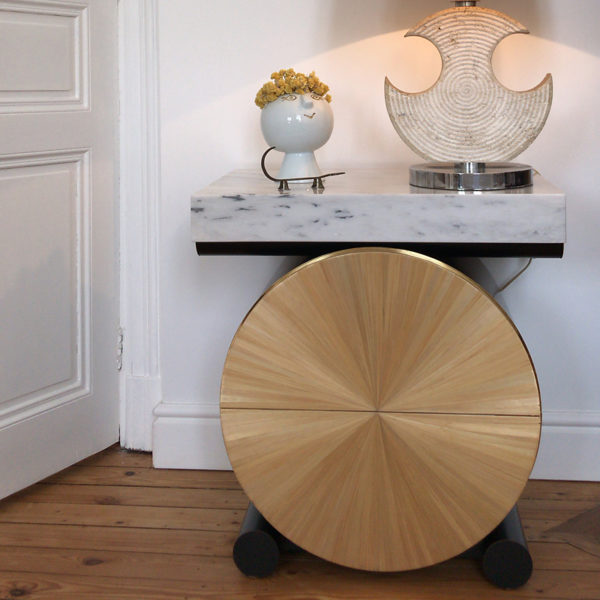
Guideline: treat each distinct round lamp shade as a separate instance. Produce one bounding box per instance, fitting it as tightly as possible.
[220,248,540,572]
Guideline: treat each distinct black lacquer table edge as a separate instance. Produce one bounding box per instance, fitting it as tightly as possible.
[196,241,563,259]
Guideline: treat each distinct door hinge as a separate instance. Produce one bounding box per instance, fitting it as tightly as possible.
[117,326,124,371]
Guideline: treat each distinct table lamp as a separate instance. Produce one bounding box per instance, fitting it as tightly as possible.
[385,0,552,190]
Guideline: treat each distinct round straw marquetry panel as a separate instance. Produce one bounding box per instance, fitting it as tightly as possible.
[221,248,541,572]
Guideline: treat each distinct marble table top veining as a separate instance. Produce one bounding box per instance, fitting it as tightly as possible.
[191,167,565,245]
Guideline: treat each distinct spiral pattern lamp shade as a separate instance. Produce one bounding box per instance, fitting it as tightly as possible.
[385,4,553,163]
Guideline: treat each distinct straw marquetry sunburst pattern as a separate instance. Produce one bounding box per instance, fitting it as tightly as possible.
[221,248,541,572]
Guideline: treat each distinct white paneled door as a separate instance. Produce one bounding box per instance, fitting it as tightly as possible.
[0,0,118,499]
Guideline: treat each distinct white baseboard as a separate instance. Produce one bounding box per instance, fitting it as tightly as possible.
[532,411,600,481]
[152,402,231,470]
[151,405,600,481]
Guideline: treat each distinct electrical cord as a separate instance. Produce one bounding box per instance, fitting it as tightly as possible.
[494,258,533,297]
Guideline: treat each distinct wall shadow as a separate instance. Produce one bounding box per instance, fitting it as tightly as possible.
[497,0,600,56]
[327,0,600,57]
[326,0,440,46]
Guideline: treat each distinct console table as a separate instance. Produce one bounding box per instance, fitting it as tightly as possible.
[192,168,564,258]
[191,167,566,589]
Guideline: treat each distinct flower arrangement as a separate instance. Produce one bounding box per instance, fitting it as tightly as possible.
[255,68,332,109]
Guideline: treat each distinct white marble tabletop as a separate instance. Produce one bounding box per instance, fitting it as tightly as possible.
[191,167,565,246]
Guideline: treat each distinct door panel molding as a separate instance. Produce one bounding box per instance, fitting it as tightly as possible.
[0,149,91,429]
[0,0,89,112]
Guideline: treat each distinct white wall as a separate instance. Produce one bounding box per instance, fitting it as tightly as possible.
[153,0,600,478]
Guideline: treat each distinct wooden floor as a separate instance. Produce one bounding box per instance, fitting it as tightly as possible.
[0,445,598,600]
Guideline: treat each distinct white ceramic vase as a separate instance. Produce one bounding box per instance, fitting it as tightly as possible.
[261,92,334,180]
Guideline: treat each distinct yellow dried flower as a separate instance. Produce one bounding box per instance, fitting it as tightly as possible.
[255,68,333,108]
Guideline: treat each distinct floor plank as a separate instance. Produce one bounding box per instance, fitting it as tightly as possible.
[0,445,598,600]
[522,519,564,541]
[76,447,154,469]
[0,523,236,557]
[522,480,600,502]
[518,503,597,522]
[10,482,248,509]
[0,502,243,531]
[0,542,594,581]
[1,563,599,600]
[43,465,240,489]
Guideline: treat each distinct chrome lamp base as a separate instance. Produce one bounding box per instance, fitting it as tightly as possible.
[410,162,533,191]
